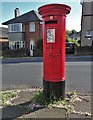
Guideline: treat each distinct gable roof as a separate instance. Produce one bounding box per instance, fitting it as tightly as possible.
[2,10,42,25]
[69,32,80,38]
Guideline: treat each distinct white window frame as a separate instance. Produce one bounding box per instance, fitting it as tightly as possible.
[9,41,25,50]
[8,23,22,32]
[40,22,43,24]
[85,30,93,38]
[29,22,35,32]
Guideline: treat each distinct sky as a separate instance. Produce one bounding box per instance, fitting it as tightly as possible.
[0,0,82,32]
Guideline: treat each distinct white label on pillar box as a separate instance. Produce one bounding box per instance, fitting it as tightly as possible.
[47,29,55,43]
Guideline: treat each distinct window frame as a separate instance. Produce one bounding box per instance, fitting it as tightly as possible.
[29,22,35,32]
[8,23,22,32]
[9,41,25,50]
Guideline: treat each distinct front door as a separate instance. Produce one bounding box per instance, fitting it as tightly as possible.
[30,40,34,56]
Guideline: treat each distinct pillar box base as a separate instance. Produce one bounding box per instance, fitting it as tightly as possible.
[43,80,65,99]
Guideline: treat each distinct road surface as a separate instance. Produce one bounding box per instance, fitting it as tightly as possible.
[1,62,92,93]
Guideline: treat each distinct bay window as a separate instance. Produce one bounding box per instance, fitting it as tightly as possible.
[8,23,22,32]
[9,41,25,50]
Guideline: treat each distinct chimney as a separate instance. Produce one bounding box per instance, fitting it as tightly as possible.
[14,8,20,17]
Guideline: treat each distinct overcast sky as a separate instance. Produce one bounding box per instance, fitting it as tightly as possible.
[0,0,82,31]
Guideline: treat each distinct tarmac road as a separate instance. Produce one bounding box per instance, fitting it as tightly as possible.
[1,55,93,64]
[1,61,92,93]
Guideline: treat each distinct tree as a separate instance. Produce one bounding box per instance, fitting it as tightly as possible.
[71,29,77,34]
[66,30,71,36]
[66,34,70,42]
[34,39,43,57]
[36,39,43,50]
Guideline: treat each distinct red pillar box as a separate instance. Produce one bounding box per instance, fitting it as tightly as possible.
[38,4,71,99]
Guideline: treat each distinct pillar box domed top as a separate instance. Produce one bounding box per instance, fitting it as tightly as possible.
[38,4,71,17]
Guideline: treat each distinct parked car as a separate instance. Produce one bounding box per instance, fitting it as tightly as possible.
[66,42,75,53]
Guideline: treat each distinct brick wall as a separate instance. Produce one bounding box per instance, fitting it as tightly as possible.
[74,45,93,55]
[24,22,43,49]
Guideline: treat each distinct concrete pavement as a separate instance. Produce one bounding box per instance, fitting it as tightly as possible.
[1,89,92,119]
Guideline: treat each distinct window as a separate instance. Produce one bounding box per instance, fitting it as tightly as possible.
[9,41,25,50]
[8,23,22,32]
[40,22,43,24]
[74,37,77,40]
[29,22,35,32]
[85,30,93,38]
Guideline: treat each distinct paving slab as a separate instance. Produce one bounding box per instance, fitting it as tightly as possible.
[0,89,92,119]
[19,108,66,118]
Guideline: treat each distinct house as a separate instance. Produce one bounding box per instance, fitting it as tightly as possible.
[69,32,80,42]
[2,8,43,56]
[0,27,9,50]
[80,1,93,46]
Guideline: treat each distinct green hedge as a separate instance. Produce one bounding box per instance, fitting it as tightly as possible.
[33,48,43,57]
[1,48,29,57]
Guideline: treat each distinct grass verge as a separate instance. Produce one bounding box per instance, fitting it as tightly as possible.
[0,90,17,107]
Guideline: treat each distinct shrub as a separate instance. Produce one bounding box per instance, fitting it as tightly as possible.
[68,39,80,46]
[33,39,43,57]
[2,49,29,57]
[36,39,43,50]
